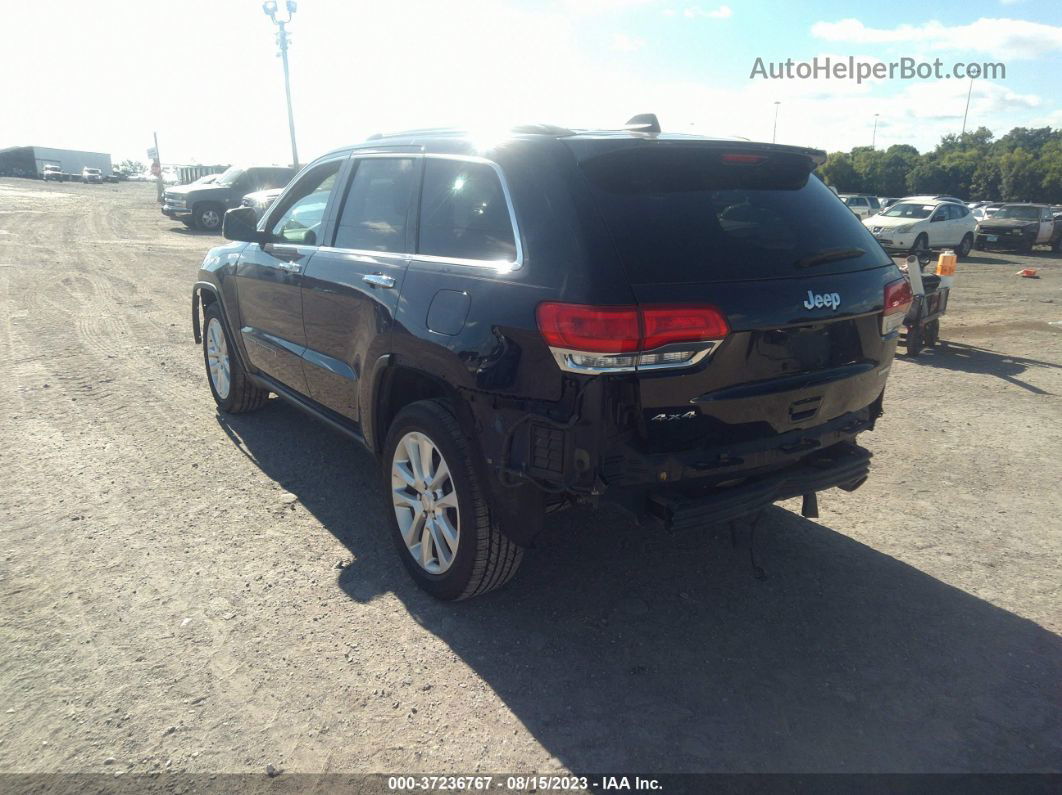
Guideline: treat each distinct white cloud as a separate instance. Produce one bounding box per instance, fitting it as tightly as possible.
[811,17,1062,59]
[561,0,659,13]
[683,5,732,20]
[611,33,646,52]
[998,0,1024,6]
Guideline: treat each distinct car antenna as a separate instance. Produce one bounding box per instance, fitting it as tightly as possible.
[624,113,661,133]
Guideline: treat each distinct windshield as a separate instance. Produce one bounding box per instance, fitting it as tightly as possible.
[994,206,1040,221]
[578,146,889,283]
[85,168,100,174]
[215,167,245,187]
[882,202,933,219]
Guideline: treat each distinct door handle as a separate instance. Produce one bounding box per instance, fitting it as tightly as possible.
[362,273,395,289]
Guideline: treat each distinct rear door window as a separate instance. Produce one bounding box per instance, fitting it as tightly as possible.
[579,146,890,283]
[417,159,517,262]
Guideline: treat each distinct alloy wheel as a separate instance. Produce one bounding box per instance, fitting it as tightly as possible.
[391,431,460,574]
[205,317,231,399]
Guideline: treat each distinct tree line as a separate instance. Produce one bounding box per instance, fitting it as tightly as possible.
[817,126,1062,204]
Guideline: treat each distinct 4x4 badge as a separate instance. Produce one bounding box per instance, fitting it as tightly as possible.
[651,411,697,422]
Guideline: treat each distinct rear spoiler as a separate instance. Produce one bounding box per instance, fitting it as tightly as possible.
[566,137,827,169]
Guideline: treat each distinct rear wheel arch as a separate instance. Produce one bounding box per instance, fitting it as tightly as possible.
[373,365,475,455]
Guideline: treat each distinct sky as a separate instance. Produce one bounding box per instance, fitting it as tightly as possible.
[3,0,1061,167]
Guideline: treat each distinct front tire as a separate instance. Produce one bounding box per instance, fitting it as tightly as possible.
[194,204,224,232]
[202,302,268,413]
[910,234,930,266]
[957,233,973,260]
[383,400,523,600]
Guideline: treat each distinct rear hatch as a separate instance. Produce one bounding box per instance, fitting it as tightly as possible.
[571,141,902,453]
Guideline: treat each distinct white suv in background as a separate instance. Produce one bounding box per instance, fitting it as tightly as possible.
[863,198,977,259]
[839,194,880,218]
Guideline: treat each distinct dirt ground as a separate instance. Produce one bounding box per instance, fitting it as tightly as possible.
[1,178,1059,777]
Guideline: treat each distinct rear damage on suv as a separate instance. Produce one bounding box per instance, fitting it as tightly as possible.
[493,141,908,532]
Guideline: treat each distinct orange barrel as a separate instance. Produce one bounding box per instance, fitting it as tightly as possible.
[936,249,957,276]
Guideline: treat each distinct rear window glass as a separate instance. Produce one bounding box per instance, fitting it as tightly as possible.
[579,147,889,283]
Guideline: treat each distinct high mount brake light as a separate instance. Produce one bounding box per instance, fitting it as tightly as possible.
[536,302,730,374]
[881,278,913,336]
[721,153,768,165]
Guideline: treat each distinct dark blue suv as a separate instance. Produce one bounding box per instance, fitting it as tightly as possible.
[192,120,909,599]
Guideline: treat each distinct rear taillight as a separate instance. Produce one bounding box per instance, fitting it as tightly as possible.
[881,278,913,336]
[536,302,729,373]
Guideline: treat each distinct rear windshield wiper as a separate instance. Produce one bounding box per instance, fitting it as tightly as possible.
[794,247,865,269]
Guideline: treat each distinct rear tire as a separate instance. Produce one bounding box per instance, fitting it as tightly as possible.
[905,326,923,357]
[383,399,523,601]
[202,302,269,413]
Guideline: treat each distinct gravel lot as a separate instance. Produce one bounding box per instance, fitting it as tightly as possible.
[1,178,1060,776]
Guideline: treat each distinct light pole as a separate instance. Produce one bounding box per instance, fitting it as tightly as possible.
[263,1,300,169]
[961,77,974,137]
[872,113,879,148]
[772,101,781,143]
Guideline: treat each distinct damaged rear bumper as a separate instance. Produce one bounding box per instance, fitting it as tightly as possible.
[646,441,871,531]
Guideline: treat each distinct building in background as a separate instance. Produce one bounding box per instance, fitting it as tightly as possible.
[0,146,112,179]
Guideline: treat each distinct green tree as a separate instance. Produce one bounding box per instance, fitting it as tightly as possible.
[819,152,859,192]
[117,159,146,175]
[819,124,1061,203]
[999,148,1039,201]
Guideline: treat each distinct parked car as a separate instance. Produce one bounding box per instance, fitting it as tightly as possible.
[163,165,295,231]
[839,194,880,219]
[240,187,284,220]
[902,194,965,205]
[82,167,103,184]
[975,204,1061,253]
[41,164,63,182]
[863,198,977,259]
[192,122,911,600]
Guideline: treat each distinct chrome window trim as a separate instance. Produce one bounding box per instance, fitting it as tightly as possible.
[325,151,524,272]
[316,246,410,264]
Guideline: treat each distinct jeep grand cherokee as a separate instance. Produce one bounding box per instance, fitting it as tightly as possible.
[191,119,910,600]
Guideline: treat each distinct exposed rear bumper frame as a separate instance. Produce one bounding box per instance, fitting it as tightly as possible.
[647,441,872,532]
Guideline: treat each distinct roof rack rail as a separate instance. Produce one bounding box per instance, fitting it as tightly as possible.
[367,123,575,141]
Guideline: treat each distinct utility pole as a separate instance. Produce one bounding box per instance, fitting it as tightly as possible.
[263,1,300,169]
[872,114,879,149]
[772,101,781,144]
[961,77,974,137]
[153,131,163,203]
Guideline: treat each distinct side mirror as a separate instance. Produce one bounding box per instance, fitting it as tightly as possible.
[931,214,944,222]
[223,206,268,243]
